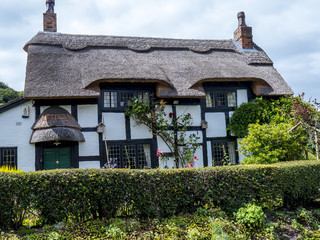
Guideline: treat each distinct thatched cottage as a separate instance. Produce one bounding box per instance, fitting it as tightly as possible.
[0,4,293,171]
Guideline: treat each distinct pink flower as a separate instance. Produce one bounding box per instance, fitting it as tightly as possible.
[161,150,164,155]
[186,165,189,168]
[190,162,194,167]
[157,149,159,157]
[194,156,198,160]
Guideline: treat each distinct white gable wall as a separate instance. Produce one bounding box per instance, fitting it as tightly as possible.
[0,101,35,171]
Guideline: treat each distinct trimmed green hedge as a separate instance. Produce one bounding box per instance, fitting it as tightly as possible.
[0,161,319,229]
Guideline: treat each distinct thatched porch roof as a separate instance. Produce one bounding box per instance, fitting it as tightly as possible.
[30,106,85,143]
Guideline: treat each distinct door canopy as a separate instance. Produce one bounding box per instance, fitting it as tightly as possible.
[30,106,85,143]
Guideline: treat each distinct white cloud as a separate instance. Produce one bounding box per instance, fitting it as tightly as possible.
[0,0,319,99]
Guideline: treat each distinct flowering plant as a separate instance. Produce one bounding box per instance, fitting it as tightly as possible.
[126,98,200,167]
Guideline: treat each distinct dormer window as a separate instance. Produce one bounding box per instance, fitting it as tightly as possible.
[103,90,151,110]
[206,91,236,108]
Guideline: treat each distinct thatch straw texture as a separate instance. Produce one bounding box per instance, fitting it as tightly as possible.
[30,127,85,143]
[30,106,85,143]
[23,32,293,99]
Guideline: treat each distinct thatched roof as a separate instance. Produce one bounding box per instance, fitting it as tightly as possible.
[23,32,293,99]
[30,106,85,143]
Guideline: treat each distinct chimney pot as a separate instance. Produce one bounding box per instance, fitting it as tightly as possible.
[43,0,56,32]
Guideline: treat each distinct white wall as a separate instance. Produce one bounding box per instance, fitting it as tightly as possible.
[205,112,227,137]
[102,112,126,140]
[130,118,153,139]
[156,131,173,153]
[79,161,101,169]
[40,105,71,114]
[237,138,246,163]
[0,101,35,171]
[77,105,98,128]
[237,89,248,106]
[78,132,100,156]
[176,105,201,126]
[207,141,213,167]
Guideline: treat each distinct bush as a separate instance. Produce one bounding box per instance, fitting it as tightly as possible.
[0,161,319,229]
[235,203,266,230]
[240,122,307,164]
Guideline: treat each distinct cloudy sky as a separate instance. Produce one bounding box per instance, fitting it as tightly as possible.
[0,0,319,101]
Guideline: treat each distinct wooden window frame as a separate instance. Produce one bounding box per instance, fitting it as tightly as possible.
[0,147,17,168]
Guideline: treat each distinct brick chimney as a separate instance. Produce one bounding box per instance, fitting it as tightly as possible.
[233,12,253,49]
[43,0,57,32]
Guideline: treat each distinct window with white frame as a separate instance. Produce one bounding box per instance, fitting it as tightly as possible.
[0,147,17,168]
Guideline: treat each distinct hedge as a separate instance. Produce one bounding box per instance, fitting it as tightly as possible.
[0,160,320,229]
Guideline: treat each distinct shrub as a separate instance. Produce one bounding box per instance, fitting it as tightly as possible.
[240,122,307,164]
[0,160,319,228]
[228,97,274,137]
[235,203,266,230]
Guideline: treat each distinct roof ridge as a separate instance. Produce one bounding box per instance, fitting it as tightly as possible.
[24,32,237,52]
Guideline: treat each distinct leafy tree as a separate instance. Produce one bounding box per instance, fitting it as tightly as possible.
[240,122,307,164]
[0,81,23,104]
[232,95,320,163]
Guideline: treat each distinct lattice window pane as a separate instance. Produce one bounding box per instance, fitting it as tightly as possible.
[138,144,151,169]
[104,92,117,108]
[120,93,134,107]
[123,145,136,169]
[212,141,236,166]
[108,145,121,168]
[2,149,16,167]
[138,92,150,104]
[212,142,225,165]
[227,142,236,164]
[216,92,227,106]
[206,92,215,107]
[227,92,236,107]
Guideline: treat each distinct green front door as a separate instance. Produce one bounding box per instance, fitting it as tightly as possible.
[43,147,72,170]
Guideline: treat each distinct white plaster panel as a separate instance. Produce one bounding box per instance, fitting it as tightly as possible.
[237,89,248,106]
[156,131,173,153]
[77,105,98,128]
[130,118,153,139]
[176,105,201,126]
[102,112,126,140]
[79,161,101,169]
[155,105,173,124]
[205,112,227,137]
[207,141,213,167]
[40,105,71,114]
[78,132,99,156]
[0,101,35,171]
[177,130,202,143]
[159,157,175,169]
[193,146,204,168]
[237,138,246,164]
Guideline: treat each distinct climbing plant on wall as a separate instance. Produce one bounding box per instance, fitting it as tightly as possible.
[125,98,200,168]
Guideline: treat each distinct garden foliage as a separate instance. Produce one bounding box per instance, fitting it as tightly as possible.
[1,160,320,229]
